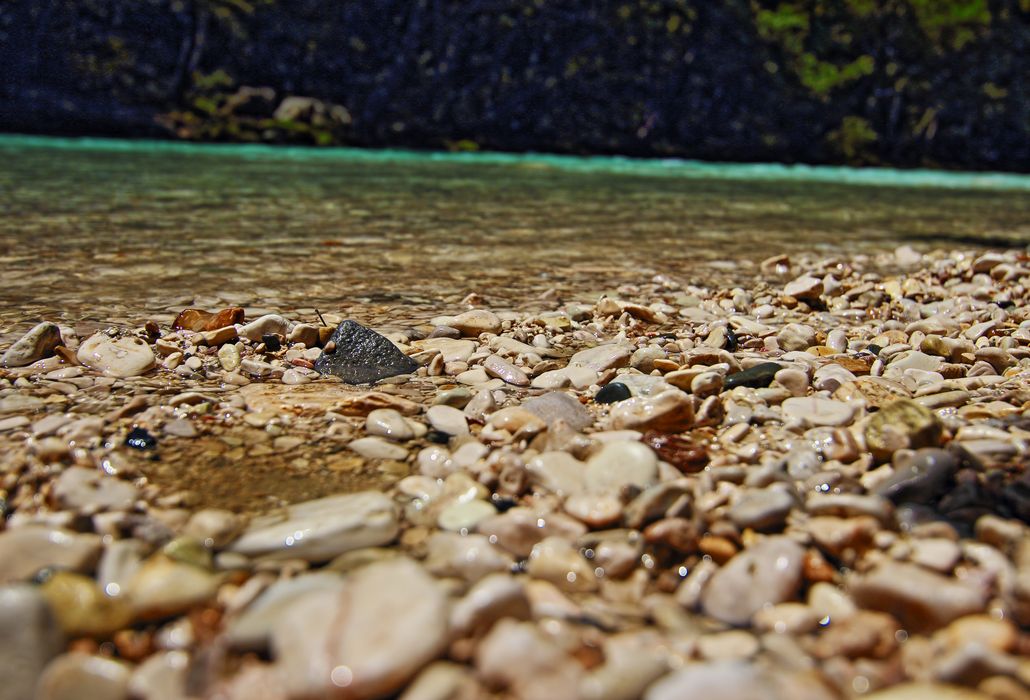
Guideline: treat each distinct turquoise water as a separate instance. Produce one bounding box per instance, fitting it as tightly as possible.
[1,135,1027,332]
[5,135,1030,191]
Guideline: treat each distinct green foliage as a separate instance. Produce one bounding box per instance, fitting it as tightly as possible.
[827,115,878,161]
[908,0,990,49]
[796,53,874,97]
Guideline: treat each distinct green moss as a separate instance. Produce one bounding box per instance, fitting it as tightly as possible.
[908,0,990,48]
[827,115,878,160]
[796,53,874,97]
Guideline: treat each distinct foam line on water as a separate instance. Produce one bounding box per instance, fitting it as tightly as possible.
[2,134,1028,192]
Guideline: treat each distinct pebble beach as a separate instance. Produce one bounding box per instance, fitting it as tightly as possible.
[1,243,1028,699]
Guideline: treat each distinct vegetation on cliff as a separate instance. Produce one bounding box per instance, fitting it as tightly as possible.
[1,0,1026,170]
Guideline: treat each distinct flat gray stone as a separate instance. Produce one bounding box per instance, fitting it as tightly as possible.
[313,320,419,384]
[701,536,805,627]
[0,585,65,700]
[0,527,102,584]
[227,491,399,563]
[521,392,593,432]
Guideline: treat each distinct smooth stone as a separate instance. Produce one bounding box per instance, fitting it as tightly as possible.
[476,508,587,558]
[287,323,320,347]
[450,573,531,636]
[40,572,133,637]
[885,350,943,377]
[127,651,189,700]
[482,355,530,386]
[864,399,943,461]
[701,536,805,627]
[126,555,220,620]
[781,396,854,427]
[423,532,514,582]
[697,630,760,660]
[0,585,64,700]
[420,338,476,363]
[486,407,546,435]
[690,371,724,397]
[228,491,399,563]
[400,662,481,700]
[348,436,409,460]
[910,537,961,572]
[645,660,836,700]
[579,638,669,700]
[594,382,632,404]
[437,499,496,531]
[527,451,586,497]
[812,363,855,393]
[583,441,659,495]
[729,488,797,531]
[562,493,624,528]
[531,368,571,390]
[238,314,290,341]
[522,391,593,432]
[272,558,448,700]
[225,572,345,651]
[0,527,102,584]
[76,333,155,378]
[96,540,146,597]
[874,447,958,504]
[606,389,694,432]
[569,343,632,372]
[431,387,473,408]
[217,343,241,371]
[476,619,582,699]
[183,509,246,549]
[864,684,993,700]
[449,310,502,336]
[51,467,139,513]
[313,320,419,384]
[35,653,132,700]
[725,362,782,390]
[365,408,416,441]
[777,324,817,352]
[0,394,46,415]
[1,322,62,367]
[527,537,598,592]
[774,368,809,396]
[425,405,469,436]
[848,561,989,632]
[784,275,823,300]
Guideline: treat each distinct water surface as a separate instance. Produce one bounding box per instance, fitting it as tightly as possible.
[1,135,1027,336]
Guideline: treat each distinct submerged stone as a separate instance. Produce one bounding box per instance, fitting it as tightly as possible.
[313,320,419,384]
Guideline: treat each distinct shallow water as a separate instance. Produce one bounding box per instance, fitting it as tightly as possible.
[1,136,1028,339]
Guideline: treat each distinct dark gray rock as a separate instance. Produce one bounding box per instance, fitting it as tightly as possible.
[724,362,783,390]
[594,382,632,404]
[874,447,958,505]
[313,321,419,384]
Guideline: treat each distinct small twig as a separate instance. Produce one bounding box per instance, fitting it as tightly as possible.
[315,309,328,327]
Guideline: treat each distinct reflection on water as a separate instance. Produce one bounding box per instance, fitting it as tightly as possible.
[1,138,1028,332]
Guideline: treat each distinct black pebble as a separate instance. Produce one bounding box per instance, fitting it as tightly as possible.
[865,343,883,356]
[262,334,282,352]
[595,382,632,404]
[491,494,517,512]
[725,327,739,352]
[125,426,158,450]
[724,362,782,390]
[426,429,451,444]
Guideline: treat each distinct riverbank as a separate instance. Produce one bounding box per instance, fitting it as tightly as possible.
[1,244,1027,698]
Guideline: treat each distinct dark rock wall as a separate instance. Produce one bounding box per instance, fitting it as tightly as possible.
[1,0,1027,170]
